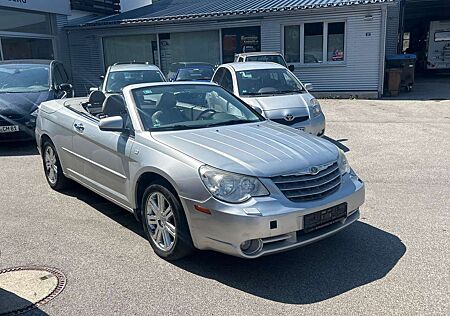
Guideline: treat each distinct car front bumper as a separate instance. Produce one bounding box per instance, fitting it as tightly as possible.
[181,172,364,258]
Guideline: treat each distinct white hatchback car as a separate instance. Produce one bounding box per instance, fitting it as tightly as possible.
[212,62,325,136]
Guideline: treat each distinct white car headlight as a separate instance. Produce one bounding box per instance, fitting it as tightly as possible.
[338,150,351,175]
[309,98,322,117]
[199,165,269,203]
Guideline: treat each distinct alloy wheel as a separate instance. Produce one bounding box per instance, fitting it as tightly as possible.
[44,146,58,185]
[146,192,176,252]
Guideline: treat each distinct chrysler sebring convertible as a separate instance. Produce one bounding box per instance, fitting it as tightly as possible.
[36,82,364,260]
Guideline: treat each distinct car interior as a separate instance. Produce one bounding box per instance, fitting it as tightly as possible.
[64,89,245,130]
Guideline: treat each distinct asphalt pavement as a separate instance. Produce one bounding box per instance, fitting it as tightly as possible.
[0,98,449,315]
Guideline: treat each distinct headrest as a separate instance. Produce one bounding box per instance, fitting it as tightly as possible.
[88,90,105,106]
[102,94,126,117]
[156,93,177,111]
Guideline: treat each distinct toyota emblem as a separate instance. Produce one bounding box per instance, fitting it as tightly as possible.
[284,114,294,122]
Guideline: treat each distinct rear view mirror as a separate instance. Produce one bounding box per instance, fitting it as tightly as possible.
[58,83,73,92]
[288,65,295,72]
[99,116,124,132]
[304,83,313,91]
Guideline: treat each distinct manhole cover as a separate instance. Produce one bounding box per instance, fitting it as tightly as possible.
[0,266,66,316]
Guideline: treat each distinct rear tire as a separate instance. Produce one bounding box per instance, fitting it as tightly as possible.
[42,140,70,191]
[141,183,194,261]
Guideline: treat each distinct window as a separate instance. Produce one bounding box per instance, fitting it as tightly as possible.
[284,25,300,63]
[0,8,52,35]
[304,23,323,63]
[212,68,225,84]
[103,35,158,68]
[1,38,53,60]
[284,22,346,65]
[327,22,345,61]
[435,32,450,42]
[402,32,411,52]
[221,69,234,92]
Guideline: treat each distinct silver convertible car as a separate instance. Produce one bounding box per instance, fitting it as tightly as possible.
[36,82,365,260]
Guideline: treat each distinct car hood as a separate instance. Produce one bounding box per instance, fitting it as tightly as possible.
[0,91,52,115]
[152,121,338,177]
[243,93,313,111]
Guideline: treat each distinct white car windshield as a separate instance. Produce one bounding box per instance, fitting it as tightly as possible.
[106,70,165,93]
[0,64,49,93]
[131,84,263,131]
[245,55,287,67]
[236,68,305,96]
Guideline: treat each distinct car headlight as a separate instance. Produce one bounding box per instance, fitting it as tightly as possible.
[338,150,351,175]
[199,165,269,203]
[309,98,322,117]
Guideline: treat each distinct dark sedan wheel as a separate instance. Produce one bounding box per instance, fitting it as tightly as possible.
[42,140,70,191]
[142,183,194,260]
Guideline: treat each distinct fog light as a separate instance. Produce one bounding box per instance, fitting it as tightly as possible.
[240,239,263,256]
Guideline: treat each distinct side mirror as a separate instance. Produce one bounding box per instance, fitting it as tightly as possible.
[99,75,105,80]
[304,83,313,91]
[252,106,263,115]
[99,116,124,132]
[89,87,100,93]
[58,83,73,92]
[288,64,295,72]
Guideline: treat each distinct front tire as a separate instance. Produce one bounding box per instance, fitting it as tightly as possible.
[42,140,70,191]
[141,183,194,260]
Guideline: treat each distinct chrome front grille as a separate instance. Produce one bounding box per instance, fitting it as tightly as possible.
[271,162,341,202]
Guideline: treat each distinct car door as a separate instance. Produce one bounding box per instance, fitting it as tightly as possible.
[72,113,135,208]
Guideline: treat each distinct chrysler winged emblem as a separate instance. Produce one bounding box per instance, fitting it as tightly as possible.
[309,166,320,175]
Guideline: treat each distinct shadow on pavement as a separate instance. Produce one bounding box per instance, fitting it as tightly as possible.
[0,141,38,157]
[173,221,405,304]
[61,184,405,305]
[62,184,145,238]
[0,288,49,315]
[323,136,350,153]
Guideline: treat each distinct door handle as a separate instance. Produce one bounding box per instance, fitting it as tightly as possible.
[74,123,85,132]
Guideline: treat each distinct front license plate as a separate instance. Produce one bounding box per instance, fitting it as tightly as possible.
[0,125,19,133]
[303,203,347,233]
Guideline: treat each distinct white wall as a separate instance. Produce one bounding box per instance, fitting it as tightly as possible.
[121,0,152,12]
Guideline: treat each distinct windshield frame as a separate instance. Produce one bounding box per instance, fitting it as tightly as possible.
[125,83,265,132]
[0,63,50,93]
[245,55,288,68]
[236,68,305,97]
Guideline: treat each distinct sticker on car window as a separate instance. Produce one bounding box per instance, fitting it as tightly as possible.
[143,89,153,94]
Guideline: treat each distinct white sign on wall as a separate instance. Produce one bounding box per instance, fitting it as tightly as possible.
[0,0,71,15]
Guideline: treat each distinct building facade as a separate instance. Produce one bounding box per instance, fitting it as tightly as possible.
[65,0,398,97]
[0,0,121,61]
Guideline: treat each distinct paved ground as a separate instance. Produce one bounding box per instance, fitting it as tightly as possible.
[0,98,449,315]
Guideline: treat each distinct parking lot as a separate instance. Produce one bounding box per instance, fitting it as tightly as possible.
[0,98,449,315]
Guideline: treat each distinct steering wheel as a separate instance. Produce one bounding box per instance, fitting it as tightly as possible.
[197,109,217,120]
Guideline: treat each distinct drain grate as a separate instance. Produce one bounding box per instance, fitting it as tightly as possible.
[0,266,66,316]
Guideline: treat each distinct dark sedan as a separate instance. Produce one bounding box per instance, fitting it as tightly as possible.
[0,60,72,142]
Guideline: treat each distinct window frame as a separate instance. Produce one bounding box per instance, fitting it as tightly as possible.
[282,20,347,67]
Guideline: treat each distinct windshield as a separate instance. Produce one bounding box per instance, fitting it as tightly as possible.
[175,67,214,81]
[131,84,263,131]
[0,64,49,93]
[106,70,165,93]
[236,68,305,96]
[245,55,287,67]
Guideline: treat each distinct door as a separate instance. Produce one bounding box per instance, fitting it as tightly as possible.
[222,26,261,63]
[72,115,135,208]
